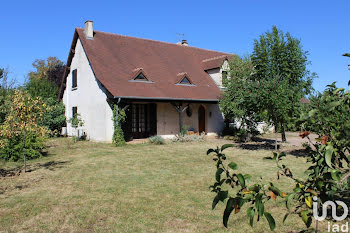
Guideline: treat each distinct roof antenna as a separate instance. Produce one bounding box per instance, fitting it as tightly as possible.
[176,33,185,45]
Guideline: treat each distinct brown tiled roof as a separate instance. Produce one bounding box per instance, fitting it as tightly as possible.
[201,55,234,71]
[59,28,233,101]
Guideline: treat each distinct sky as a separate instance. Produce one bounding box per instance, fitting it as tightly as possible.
[1,0,349,92]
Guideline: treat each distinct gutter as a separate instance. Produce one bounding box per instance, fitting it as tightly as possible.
[112,96,219,103]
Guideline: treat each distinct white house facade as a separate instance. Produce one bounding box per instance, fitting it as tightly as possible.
[60,21,233,142]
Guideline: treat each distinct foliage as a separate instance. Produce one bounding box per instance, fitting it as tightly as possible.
[180,125,188,136]
[112,105,126,147]
[251,25,315,141]
[67,113,85,142]
[0,90,50,161]
[25,57,66,136]
[27,57,65,90]
[207,144,281,230]
[207,83,350,231]
[39,97,66,135]
[220,56,262,136]
[149,136,165,145]
[25,76,59,99]
[221,124,259,142]
[0,68,15,124]
[171,132,205,143]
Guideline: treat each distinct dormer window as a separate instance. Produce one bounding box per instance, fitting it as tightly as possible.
[176,72,194,86]
[180,76,191,84]
[134,72,148,81]
[129,68,152,83]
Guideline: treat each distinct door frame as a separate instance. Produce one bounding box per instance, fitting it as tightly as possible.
[198,105,206,134]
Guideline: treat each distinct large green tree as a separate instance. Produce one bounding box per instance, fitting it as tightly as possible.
[251,26,315,141]
[25,57,66,134]
[220,56,262,135]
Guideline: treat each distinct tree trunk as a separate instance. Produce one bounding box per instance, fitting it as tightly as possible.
[23,131,26,173]
[280,121,286,142]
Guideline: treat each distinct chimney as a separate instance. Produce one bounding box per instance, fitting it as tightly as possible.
[181,39,188,46]
[84,20,94,39]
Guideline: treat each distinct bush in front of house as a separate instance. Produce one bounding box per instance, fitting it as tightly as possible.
[149,136,165,145]
[112,105,126,147]
[171,132,206,143]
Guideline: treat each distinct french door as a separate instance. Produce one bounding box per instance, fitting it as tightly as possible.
[131,104,157,139]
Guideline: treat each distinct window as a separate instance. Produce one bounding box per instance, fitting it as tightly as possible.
[222,71,228,82]
[179,76,191,84]
[72,106,77,118]
[134,72,148,81]
[72,69,77,88]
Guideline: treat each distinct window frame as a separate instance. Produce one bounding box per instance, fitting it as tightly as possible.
[72,69,77,89]
[72,106,77,119]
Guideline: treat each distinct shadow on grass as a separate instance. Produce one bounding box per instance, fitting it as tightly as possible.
[0,160,71,177]
[286,148,309,157]
[238,137,281,150]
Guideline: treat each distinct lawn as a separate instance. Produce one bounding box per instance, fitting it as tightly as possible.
[0,137,329,232]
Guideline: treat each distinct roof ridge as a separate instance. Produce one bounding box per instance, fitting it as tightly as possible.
[202,55,228,63]
[76,27,232,55]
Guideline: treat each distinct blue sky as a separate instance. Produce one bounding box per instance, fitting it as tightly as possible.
[1,0,349,92]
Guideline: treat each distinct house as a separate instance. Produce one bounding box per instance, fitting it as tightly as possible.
[59,21,233,142]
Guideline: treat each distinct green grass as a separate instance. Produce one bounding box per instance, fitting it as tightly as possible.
[0,138,329,232]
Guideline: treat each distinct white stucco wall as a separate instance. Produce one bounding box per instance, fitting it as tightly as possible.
[62,39,114,142]
[206,60,230,89]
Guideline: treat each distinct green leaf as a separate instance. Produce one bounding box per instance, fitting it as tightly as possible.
[264,212,276,231]
[216,168,224,182]
[212,195,219,210]
[301,210,312,228]
[217,190,228,202]
[286,193,294,211]
[330,170,340,181]
[228,162,238,170]
[255,193,264,217]
[247,207,255,227]
[309,109,317,117]
[207,148,215,155]
[221,144,235,151]
[325,145,333,168]
[237,174,246,187]
[223,198,235,227]
[283,213,289,223]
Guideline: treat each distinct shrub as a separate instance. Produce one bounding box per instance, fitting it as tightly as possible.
[221,125,256,142]
[112,105,126,147]
[149,136,165,145]
[0,90,49,162]
[171,132,205,143]
[39,97,66,136]
[67,113,84,143]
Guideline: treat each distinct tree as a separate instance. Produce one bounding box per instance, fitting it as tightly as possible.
[207,82,350,232]
[25,57,66,134]
[26,57,65,99]
[251,26,315,142]
[0,90,50,170]
[220,56,262,136]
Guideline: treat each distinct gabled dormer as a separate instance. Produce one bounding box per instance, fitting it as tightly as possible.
[129,68,153,83]
[176,72,194,86]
